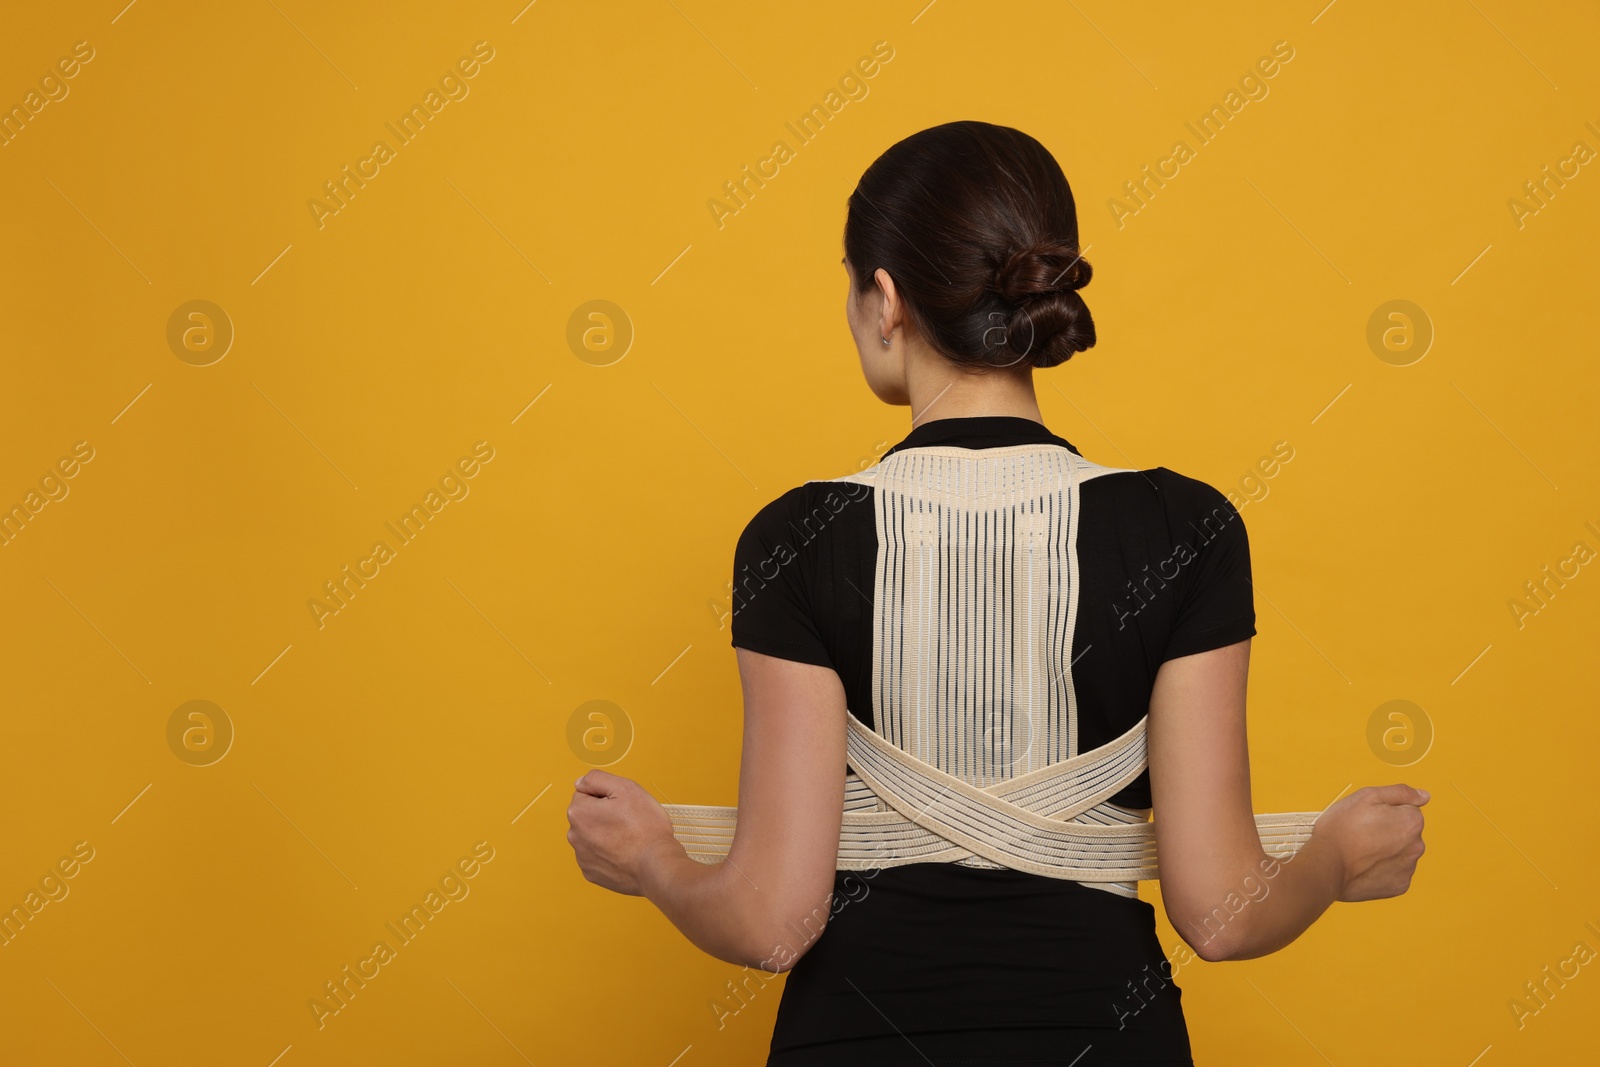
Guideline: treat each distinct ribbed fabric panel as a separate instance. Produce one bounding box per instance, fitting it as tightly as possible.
[871,445,1083,781]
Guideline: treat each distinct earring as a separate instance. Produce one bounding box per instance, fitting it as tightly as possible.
[881,334,892,346]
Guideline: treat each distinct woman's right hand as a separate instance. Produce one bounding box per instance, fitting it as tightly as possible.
[1311,784,1430,902]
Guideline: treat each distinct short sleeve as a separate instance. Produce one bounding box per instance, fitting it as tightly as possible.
[729,487,835,669]
[1160,472,1257,662]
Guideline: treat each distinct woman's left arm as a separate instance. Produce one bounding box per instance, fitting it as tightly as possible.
[566,648,848,972]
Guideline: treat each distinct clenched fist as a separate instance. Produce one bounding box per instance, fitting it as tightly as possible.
[1314,783,1430,902]
[567,768,684,897]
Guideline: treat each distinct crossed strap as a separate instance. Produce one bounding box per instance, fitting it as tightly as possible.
[661,710,1326,884]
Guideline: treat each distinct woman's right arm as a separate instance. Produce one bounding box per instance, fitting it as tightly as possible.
[1147,637,1430,962]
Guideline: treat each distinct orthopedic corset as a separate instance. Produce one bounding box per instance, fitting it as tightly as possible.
[662,444,1325,899]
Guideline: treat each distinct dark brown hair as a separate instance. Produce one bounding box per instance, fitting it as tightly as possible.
[844,120,1095,371]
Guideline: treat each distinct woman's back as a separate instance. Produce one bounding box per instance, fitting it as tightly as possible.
[730,413,1255,1065]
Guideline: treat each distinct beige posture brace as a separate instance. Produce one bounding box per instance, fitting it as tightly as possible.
[663,444,1325,899]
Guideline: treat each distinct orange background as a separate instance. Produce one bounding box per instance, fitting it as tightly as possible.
[2,1,1596,1064]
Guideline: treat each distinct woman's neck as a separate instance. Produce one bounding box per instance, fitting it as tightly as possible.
[906,349,1046,428]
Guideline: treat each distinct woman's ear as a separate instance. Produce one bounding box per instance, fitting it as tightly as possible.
[872,268,899,339]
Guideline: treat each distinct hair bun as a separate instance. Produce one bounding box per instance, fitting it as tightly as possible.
[993,243,1092,303]
[984,242,1096,370]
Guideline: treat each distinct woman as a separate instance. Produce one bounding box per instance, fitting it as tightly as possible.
[567,120,1428,1065]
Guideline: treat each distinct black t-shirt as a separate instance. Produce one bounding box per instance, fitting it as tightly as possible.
[729,415,1254,1064]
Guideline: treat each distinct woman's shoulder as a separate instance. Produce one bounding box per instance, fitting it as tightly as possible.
[1075,462,1245,545]
[1144,466,1242,522]
[736,470,875,547]
[1085,460,1233,504]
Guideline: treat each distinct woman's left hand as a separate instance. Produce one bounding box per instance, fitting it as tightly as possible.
[567,768,684,896]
